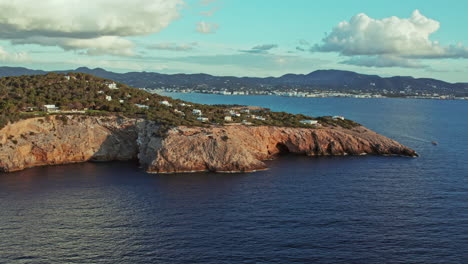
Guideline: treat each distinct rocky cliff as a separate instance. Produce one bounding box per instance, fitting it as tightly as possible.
[0,115,140,172]
[144,125,418,173]
[0,116,417,173]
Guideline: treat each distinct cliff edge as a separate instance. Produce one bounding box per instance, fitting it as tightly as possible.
[0,116,417,173]
[144,125,417,173]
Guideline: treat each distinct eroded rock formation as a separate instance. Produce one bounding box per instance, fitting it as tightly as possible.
[0,116,417,173]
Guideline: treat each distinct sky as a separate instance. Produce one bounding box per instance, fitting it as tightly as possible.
[0,0,467,82]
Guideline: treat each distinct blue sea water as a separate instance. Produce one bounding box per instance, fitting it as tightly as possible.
[0,95,467,264]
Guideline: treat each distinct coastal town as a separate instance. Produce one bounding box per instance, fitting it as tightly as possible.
[146,87,468,100]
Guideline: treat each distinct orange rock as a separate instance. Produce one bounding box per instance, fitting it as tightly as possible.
[0,116,417,174]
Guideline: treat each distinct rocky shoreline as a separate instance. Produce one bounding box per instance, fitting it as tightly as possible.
[0,115,417,173]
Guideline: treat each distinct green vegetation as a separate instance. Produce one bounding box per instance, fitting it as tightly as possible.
[0,72,360,130]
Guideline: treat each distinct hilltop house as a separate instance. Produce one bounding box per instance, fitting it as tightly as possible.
[174,109,185,115]
[135,104,149,109]
[107,82,118,89]
[43,105,59,113]
[161,100,172,106]
[300,120,318,125]
[224,116,232,122]
[192,109,202,115]
[105,95,112,101]
[333,116,345,120]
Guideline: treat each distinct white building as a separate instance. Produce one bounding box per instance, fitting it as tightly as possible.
[300,120,319,125]
[135,104,149,109]
[332,116,345,120]
[161,100,172,106]
[119,99,124,103]
[174,109,185,115]
[105,95,112,101]
[224,116,232,122]
[43,105,59,112]
[197,117,209,122]
[192,109,202,115]
[107,82,118,89]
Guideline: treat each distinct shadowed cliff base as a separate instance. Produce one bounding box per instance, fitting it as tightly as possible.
[0,116,417,174]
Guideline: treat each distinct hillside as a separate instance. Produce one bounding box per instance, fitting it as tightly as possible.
[0,73,357,130]
[0,72,418,174]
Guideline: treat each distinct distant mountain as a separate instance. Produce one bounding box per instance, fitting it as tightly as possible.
[0,66,467,96]
[0,67,47,77]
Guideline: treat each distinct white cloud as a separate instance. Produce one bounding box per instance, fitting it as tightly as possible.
[147,42,198,52]
[0,0,183,56]
[196,21,219,34]
[0,46,29,62]
[240,44,278,54]
[312,10,468,67]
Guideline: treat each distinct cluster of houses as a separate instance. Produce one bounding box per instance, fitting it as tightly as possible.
[33,91,342,128]
[191,109,210,122]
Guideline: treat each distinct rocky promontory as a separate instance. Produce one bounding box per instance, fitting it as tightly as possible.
[0,115,417,174]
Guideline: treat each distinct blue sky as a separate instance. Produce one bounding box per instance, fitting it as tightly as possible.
[0,0,467,82]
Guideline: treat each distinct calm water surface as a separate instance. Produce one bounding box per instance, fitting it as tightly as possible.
[0,95,467,264]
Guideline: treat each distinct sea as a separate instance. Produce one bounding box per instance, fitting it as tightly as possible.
[0,94,467,264]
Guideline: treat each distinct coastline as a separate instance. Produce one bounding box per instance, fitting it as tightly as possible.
[0,116,417,174]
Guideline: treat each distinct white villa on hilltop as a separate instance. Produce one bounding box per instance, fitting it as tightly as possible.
[43,105,59,112]
[333,116,345,120]
[107,82,118,89]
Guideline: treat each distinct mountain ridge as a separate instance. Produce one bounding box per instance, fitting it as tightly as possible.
[0,66,466,96]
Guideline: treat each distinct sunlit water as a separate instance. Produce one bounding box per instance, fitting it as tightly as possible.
[1,95,467,264]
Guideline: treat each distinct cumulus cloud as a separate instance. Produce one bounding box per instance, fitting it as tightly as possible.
[0,0,183,56]
[147,42,198,52]
[240,44,278,54]
[312,10,468,67]
[196,21,219,34]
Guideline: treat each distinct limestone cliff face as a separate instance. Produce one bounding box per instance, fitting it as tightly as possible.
[0,116,417,173]
[145,125,418,173]
[0,116,140,172]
